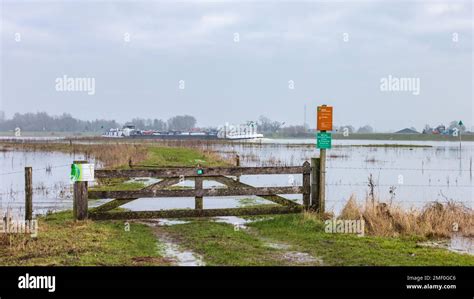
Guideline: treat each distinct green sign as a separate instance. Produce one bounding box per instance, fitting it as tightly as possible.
[196,169,204,175]
[317,132,332,149]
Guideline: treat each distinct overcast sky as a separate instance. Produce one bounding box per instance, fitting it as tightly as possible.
[1,0,472,131]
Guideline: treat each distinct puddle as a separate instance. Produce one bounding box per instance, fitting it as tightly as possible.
[139,218,189,226]
[418,234,474,255]
[139,220,204,266]
[263,240,324,265]
[280,251,323,265]
[157,235,205,266]
[213,216,273,229]
[448,234,473,255]
[214,216,253,226]
[264,242,291,250]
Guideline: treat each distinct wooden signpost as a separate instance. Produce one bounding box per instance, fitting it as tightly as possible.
[313,105,332,214]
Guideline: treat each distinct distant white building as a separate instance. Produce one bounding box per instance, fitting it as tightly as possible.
[0,110,5,122]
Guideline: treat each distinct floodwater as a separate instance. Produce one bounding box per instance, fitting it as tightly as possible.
[418,234,474,256]
[0,139,472,218]
[207,139,473,213]
[0,150,106,219]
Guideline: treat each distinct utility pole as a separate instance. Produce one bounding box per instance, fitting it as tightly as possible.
[459,128,462,157]
[304,104,307,129]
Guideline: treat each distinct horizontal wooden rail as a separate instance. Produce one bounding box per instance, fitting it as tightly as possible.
[75,161,311,221]
[89,205,303,220]
[89,186,303,199]
[95,166,304,179]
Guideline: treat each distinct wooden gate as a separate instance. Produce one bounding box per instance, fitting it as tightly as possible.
[73,161,311,220]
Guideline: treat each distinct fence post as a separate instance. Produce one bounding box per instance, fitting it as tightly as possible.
[73,160,89,220]
[302,161,311,210]
[319,150,326,214]
[311,158,320,211]
[235,154,241,182]
[195,176,203,210]
[24,167,33,221]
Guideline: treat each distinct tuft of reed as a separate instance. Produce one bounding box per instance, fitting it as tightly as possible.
[339,195,473,238]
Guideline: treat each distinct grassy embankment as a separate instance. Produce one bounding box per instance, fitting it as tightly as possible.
[0,144,229,266]
[0,211,170,266]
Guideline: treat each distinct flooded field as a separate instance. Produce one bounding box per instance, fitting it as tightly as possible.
[0,139,472,219]
[0,150,106,218]
[209,139,473,213]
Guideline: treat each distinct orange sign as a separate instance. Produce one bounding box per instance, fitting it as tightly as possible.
[317,105,333,131]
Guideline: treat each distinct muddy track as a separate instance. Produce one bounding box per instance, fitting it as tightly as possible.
[240,224,324,266]
[137,220,205,266]
[138,217,324,266]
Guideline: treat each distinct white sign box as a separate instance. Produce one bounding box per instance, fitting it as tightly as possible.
[70,163,95,182]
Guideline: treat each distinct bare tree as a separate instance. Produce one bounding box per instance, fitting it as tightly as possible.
[167,115,197,131]
[258,115,283,133]
[357,125,374,133]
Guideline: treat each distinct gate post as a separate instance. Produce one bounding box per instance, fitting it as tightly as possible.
[235,154,241,182]
[311,157,320,212]
[195,176,203,210]
[318,150,326,214]
[25,167,33,221]
[311,156,325,215]
[302,161,311,210]
[73,160,89,220]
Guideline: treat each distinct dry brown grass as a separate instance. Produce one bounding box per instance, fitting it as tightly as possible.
[339,195,473,238]
[0,140,233,169]
[0,141,149,168]
[80,144,148,168]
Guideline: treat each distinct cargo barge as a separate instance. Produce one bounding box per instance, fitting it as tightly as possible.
[102,123,263,140]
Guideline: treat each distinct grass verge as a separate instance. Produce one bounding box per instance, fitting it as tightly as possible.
[160,214,474,266]
[0,211,169,266]
[249,214,474,266]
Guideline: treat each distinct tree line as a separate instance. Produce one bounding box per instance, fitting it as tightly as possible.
[0,112,197,132]
[257,115,375,135]
[6,112,438,134]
